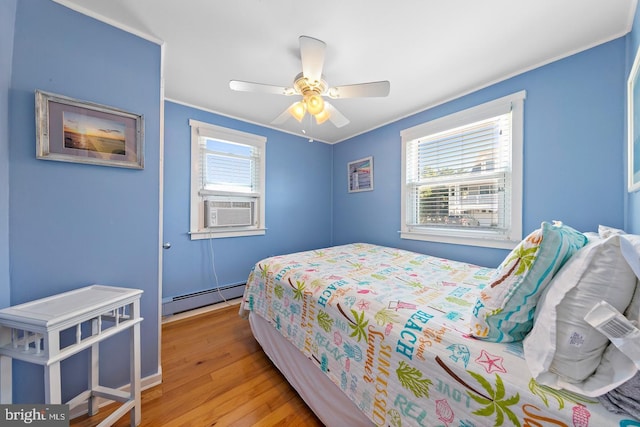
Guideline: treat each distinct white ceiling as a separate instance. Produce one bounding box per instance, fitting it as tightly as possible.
[55,0,636,144]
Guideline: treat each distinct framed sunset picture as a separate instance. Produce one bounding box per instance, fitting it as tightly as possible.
[36,90,144,169]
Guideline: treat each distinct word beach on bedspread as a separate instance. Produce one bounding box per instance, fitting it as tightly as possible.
[240,243,639,427]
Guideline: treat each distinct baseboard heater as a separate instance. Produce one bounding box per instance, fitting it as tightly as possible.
[162,282,245,316]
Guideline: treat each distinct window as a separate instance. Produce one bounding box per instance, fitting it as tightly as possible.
[189,119,266,239]
[400,91,525,249]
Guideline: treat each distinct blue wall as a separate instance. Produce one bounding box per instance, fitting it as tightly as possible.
[333,39,627,268]
[9,0,161,403]
[628,7,640,234]
[162,101,333,300]
[0,0,17,309]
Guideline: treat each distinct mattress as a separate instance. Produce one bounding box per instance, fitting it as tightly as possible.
[240,243,637,427]
[249,310,373,426]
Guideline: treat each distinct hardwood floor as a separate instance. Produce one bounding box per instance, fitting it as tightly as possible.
[71,303,324,426]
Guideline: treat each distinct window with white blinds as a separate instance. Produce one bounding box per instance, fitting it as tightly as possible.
[401,91,525,249]
[202,139,260,195]
[189,119,266,239]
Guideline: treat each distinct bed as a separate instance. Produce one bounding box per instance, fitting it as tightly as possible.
[239,224,640,427]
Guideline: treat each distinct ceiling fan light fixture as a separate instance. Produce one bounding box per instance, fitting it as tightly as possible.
[231,37,389,131]
[304,94,325,116]
[314,109,331,125]
[288,101,306,122]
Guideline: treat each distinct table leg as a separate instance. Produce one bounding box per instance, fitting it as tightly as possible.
[0,355,11,404]
[44,362,61,404]
[130,319,141,426]
[88,340,99,416]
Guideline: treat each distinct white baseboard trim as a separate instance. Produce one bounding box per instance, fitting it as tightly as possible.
[162,284,245,316]
[162,297,241,324]
[69,370,162,420]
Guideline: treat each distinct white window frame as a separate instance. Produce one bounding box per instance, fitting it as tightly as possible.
[189,119,266,239]
[400,91,525,249]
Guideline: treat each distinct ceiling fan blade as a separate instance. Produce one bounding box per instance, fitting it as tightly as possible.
[299,36,326,84]
[229,80,295,96]
[327,81,390,99]
[271,104,295,125]
[324,102,350,128]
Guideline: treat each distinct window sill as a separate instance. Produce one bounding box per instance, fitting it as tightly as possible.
[400,230,518,250]
[190,228,266,240]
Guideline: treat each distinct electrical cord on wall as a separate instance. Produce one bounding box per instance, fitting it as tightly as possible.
[208,235,231,307]
[207,236,230,306]
[208,236,229,306]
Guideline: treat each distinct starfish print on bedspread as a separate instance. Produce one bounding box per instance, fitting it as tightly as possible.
[356,299,370,310]
[475,349,507,374]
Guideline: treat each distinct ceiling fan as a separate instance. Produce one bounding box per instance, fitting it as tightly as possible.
[229,36,390,128]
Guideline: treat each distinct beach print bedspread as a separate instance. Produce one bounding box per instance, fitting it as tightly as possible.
[241,243,636,427]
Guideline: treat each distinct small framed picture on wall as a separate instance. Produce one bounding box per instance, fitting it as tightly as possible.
[348,156,373,193]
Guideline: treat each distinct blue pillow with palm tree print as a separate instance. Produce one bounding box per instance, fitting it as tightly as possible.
[470,221,588,342]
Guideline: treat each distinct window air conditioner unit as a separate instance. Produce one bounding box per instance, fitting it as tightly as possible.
[204,199,255,228]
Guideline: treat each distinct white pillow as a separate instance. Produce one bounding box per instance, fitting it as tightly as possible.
[598,224,626,239]
[582,231,600,242]
[523,234,638,396]
[625,278,640,323]
[620,234,640,281]
[622,234,640,325]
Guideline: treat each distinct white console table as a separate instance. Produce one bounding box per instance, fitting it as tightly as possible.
[0,285,143,426]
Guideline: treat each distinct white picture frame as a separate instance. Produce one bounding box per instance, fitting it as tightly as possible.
[628,46,640,192]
